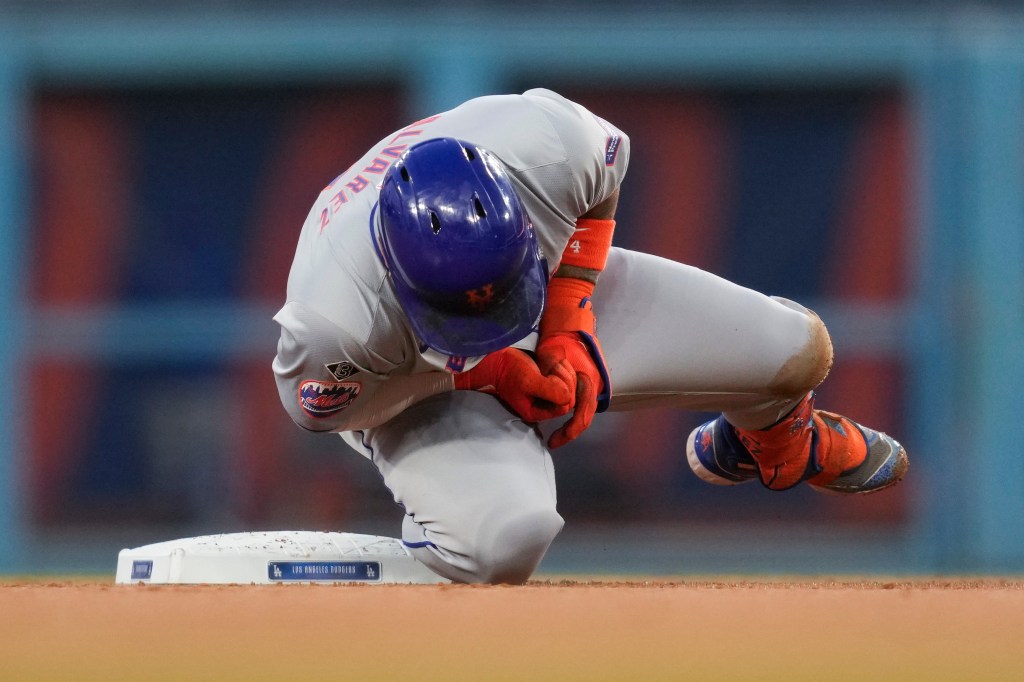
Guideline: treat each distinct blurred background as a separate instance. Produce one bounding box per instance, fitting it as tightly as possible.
[0,0,1021,577]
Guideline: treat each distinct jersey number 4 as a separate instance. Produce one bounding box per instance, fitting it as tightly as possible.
[569,239,582,254]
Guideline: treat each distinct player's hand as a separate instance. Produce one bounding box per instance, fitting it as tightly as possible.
[535,332,605,449]
[453,348,573,423]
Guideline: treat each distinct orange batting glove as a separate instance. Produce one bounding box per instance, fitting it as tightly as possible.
[536,328,606,449]
[535,218,615,449]
[454,348,573,423]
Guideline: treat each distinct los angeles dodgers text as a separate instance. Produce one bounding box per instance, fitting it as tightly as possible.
[292,564,360,576]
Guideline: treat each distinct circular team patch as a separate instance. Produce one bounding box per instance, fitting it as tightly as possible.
[299,380,361,418]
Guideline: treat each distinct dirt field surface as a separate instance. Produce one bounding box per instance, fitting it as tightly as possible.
[2,578,1022,681]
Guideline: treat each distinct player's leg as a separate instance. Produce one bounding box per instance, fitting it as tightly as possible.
[592,247,907,493]
[593,248,828,420]
[340,390,562,584]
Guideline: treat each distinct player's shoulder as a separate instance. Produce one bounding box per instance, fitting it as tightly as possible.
[444,88,585,134]
[521,87,577,107]
[448,87,610,164]
[273,301,363,354]
[518,88,628,172]
[273,298,410,376]
[520,88,597,123]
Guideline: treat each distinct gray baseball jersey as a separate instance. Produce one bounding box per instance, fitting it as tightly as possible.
[273,89,824,583]
[273,89,629,435]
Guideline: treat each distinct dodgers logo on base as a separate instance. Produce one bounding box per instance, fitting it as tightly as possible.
[268,561,382,582]
[131,560,153,580]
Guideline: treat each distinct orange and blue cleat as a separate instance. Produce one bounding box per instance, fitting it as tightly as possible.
[686,392,909,494]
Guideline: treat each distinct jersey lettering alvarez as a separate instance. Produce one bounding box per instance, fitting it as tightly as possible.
[273,89,630,433]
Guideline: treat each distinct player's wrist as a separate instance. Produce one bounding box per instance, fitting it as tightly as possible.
[558,218,615,272]
[540,278,597,337]
[552,264,600,284]
[538,277,611,414]
[452,349,506,391]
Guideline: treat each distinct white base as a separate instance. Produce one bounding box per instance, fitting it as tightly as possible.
[115,530,448,585]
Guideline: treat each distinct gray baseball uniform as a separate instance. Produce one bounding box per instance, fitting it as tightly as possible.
[273,89,822,583]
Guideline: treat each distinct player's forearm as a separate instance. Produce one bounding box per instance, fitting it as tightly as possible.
[276,369,454,434]
[340,371,456,432]
[553,190,618,283]
[535,194,618,444]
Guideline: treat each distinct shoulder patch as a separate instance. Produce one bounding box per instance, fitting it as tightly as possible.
[299,380,361,418]
[326,361,358,381]
[593,115,621,166]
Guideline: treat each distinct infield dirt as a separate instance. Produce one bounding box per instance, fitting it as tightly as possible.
[2,578,1022,681]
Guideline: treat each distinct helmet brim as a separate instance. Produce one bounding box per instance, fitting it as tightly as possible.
[394,252,548,359]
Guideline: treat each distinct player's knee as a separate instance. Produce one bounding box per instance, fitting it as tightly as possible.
[767,297,834,397]
[407,505,564,585]
[473,507,565,585]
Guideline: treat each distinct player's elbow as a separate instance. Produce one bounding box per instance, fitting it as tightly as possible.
[279,403,341,433]
[276,380,359,434]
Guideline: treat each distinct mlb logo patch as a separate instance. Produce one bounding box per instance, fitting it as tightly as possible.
[326,361,357,381]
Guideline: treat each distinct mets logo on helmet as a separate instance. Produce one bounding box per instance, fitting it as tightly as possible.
[299,380,361,418]
[465,283,495,311]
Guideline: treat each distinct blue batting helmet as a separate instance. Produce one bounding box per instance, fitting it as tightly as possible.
[377,137,547,357]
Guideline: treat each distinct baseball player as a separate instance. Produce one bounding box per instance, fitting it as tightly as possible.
[273,88,909,584]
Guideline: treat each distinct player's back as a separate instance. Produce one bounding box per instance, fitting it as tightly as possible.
[280,89,628,373]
